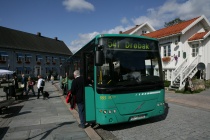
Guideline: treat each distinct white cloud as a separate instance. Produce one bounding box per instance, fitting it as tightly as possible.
[132,0,210,29]
[63,0,94,12]
[68,0,210,53]
[121,17,129,25]
[68,26,132,53]
[69,32,99,54]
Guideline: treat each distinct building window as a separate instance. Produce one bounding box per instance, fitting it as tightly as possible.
[163,45,171,57]
[16,53,24,63]
[52,57,57,64]
[142,30,147,34]
[0,52,8,63]
[36,55,42,62]
[25,54,32,63]
[60,57,65,64]
[192,44,199,57]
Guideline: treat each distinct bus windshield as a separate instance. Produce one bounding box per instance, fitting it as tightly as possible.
[96,37,163,93]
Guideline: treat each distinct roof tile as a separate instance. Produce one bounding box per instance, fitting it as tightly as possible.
[188,32,208,41]
[122,25,141,34]
[143,16,200,38]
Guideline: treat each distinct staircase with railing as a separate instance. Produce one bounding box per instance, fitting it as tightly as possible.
[170,55,200,90]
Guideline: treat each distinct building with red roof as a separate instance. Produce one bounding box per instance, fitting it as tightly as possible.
[121,15,210,90]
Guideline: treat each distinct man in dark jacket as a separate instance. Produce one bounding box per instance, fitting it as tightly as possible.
[71,70,85,128]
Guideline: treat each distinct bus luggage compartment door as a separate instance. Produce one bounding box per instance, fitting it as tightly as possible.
[85,86,96,122]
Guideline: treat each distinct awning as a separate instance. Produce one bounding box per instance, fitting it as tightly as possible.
[16,53,24,58]
[25,54,32,57]
[16,67,23,71]
[25,67,32,71]
[0,52,8,56]
[46,56,51,59]
[60,57,65,60]
[36,55,43,59]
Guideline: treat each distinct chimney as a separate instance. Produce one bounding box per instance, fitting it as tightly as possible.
[55,37,58,40]
[119,31,123,34]
[37,32,41,36]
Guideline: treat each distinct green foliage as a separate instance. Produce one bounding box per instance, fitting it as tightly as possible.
[205,80,210,89]
[164,18,185,27]
[164,80,170,87]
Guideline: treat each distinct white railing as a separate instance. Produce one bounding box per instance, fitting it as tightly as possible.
[179,55,200,88]
[171,57,188,85]
[171,55,200,89]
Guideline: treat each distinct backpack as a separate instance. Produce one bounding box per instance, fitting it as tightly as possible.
[41,80,45,86]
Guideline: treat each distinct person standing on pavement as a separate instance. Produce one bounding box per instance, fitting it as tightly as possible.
[71,70,85,128]
[50,75,54,85]
[13,75,19,92]
[184,77,194,93]
[37,75,44,99]
[21,74,27,94]
[27,77,36,96]
[62,72,68,95]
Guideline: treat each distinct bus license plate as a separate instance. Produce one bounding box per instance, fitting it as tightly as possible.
[130,115,145,121]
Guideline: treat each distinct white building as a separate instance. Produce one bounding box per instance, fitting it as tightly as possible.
[121,15,210,89]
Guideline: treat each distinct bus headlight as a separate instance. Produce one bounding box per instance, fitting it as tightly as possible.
[103,110,107,114]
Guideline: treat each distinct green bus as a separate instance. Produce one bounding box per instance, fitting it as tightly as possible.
[64,34,165,125]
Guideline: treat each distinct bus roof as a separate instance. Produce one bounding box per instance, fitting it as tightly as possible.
[73,34,158,56]
[94,34,158,41]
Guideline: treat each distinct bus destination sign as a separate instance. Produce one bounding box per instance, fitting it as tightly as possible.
[105,38,153,50]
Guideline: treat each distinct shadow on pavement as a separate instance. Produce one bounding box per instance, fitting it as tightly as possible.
[1,105,24,118]
[27,122,75,140]
[0,127,9,140]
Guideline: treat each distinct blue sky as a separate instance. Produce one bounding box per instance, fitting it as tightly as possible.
[1,0,210,54]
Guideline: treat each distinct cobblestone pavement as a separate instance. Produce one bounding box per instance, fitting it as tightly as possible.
[96,89,210,140]
[0,81,91,140]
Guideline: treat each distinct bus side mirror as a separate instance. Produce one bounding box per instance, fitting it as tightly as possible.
[95,50,104,66]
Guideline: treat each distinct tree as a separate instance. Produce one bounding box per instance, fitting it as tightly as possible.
[164,18,185,27]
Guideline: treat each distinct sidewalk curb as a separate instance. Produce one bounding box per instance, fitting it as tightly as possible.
[54,83,102,140]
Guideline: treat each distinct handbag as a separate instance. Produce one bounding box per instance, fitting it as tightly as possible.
[66,91,71,103]
[20,84,24,88]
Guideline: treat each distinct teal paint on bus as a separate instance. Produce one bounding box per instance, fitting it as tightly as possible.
[62,34,165,125]
[93,89,165,125]
[85,86,96,122]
